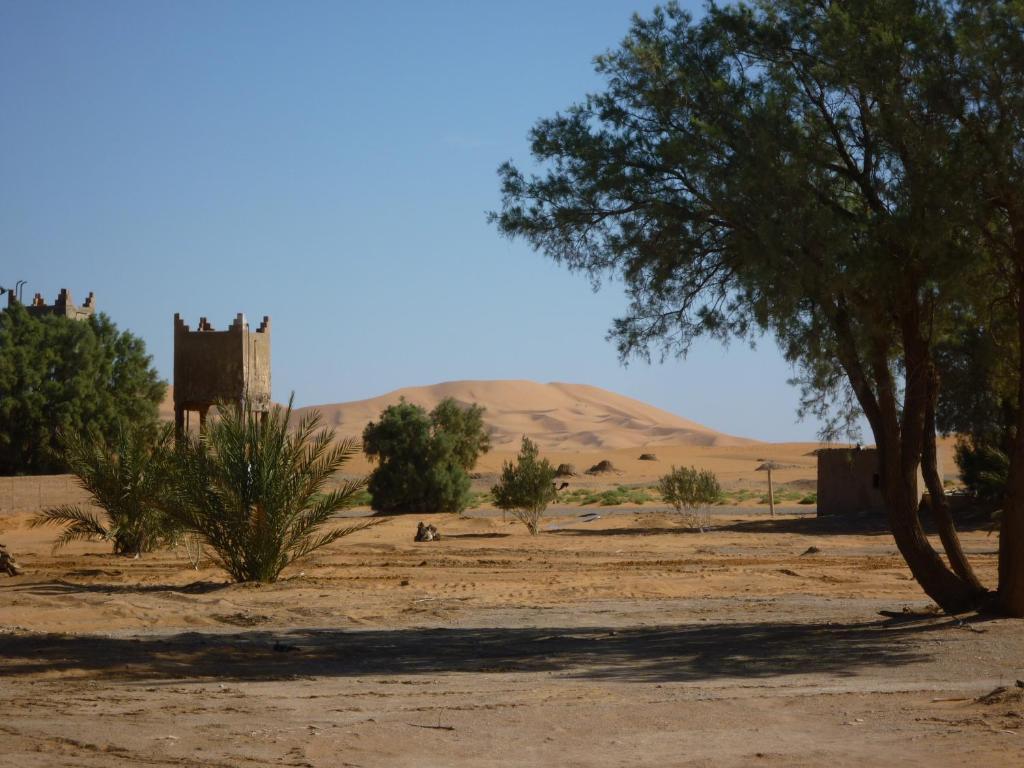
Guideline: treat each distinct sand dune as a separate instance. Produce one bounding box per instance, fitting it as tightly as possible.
[291,380,757,450]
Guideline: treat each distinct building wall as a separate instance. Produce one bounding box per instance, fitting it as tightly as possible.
[816,447,932,516]
[10,289,95,321]
[173,313,271,411]
[816,449,885,516]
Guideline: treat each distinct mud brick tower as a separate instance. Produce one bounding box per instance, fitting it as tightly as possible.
[10,288,96,320]
[173,312,271,436]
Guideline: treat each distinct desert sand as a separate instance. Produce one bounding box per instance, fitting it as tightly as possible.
[1,382,1017,767]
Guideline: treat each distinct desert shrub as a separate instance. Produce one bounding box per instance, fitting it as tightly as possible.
[657,465,721,531]
[363,398,490,514]
[348,488,373,507]
[492,436,557,534]
[798,493,817,505]
[168,400,379,583]
[31,421,178,555]
[577,485,656,506]
[555,463,576,477]
[585,459,616,474]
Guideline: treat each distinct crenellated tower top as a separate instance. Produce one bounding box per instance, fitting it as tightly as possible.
[173,312,272,434]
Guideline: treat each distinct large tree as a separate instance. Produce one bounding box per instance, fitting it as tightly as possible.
[0,304,165,474]
[493,0,1024,614]
[953,0,1024,614]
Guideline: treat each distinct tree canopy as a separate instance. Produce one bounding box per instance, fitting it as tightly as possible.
[362,398,491,514]
[0,304,165,475]
[493,1,1024,614]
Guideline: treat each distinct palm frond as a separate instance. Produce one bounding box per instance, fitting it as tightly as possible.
[31,505,111,551]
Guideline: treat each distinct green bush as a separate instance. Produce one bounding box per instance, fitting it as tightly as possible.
[31,421,178,555]
[798,493,817,505]
[657,465,721,531]
[492,436,557,534]
[168,400,379,583]
[363,398,490,514]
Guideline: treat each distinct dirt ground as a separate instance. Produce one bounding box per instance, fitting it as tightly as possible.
[1,494,1022,767]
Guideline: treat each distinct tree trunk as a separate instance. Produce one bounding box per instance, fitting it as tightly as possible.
[877,432,978,613]
[921,376,984,593]
[872,324,979,614]
[831,294,980,612]
[998,263,1024,616]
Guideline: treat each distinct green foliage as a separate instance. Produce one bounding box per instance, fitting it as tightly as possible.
[798,493,817,506]
[168,400,379,583]
[491,436,557,534]
[954,440,1009,504]
[935,318,1017,502]
[30,421,178,555]
[363,398,490,514]
[658,466,721,531]
[0,304,165,474]
[563,485,656,506]
[658,466,721,512]
[429,398,491,471]
[348,488,373,507]
[491,1,979,442]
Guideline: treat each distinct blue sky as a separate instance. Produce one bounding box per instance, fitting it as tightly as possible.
[1,0,832,442]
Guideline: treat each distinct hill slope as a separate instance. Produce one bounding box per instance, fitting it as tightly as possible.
[293,380,756,450]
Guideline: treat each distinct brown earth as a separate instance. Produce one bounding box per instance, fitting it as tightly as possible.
[1,494,1020,767]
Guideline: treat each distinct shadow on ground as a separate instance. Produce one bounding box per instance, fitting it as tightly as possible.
[10,579,231,596]
[0,615,968,684]
[550,510,993,538]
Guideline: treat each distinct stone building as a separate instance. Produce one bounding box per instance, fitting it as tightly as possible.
[173,312,271,435]
[7,288,95,320]
[816,447,930,516]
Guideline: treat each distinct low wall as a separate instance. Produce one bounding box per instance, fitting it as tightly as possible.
[0,475,89,516]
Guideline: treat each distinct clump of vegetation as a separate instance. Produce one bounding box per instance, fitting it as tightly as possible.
[657,466,721,532]
[954,441,1009,504]
[31,421,179,556]
[492,436,557,534]
[467,490,494,507]
[565,485,656,506]
[363,398,490,515]
[555,463,576,477]
[585,460,616,474]
[167,400,379,583]
[798,493,817,505]
[348,488,374,507]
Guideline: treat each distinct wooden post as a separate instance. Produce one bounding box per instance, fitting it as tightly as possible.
[768,465,775,517]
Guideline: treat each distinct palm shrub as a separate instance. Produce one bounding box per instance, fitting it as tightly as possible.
[168,399,379,583]
[658,466,721,532]
[31,421,178,555]
[492,436,557,534]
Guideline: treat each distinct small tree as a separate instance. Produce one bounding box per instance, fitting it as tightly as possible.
[363,398,490,514]
[168,399,380,583]
[658,466,721,532]
[492,436,557,534]
[31,421,179,555]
